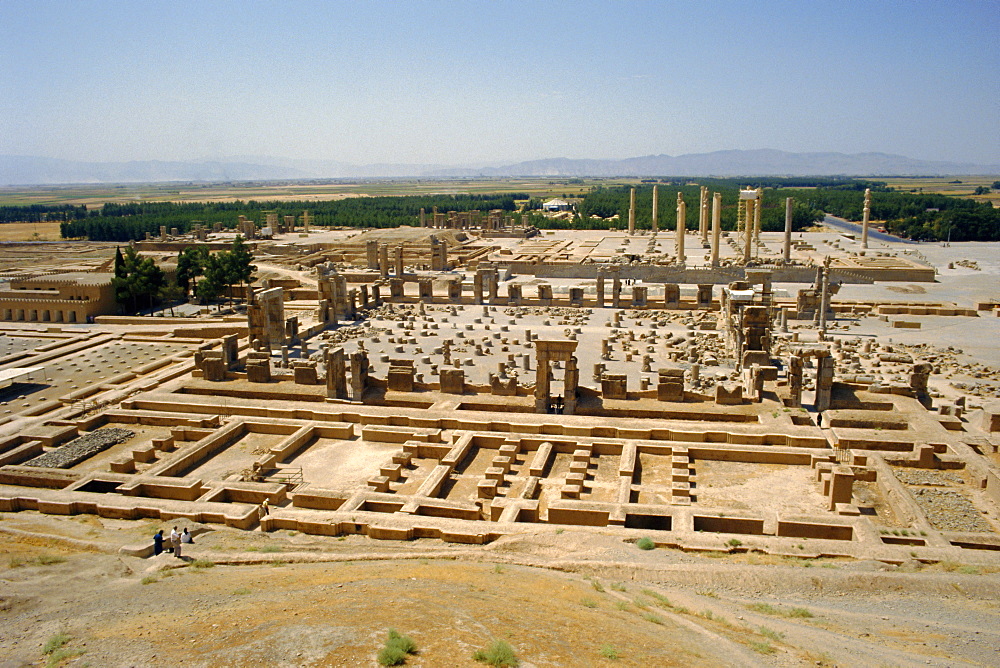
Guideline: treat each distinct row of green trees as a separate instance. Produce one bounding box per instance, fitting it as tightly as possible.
[54,193,526,241]
[111,237,256,314]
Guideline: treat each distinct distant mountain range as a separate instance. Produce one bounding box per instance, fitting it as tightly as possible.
[2,150,997,186]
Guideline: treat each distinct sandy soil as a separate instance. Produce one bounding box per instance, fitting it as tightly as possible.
[2,512,999,667]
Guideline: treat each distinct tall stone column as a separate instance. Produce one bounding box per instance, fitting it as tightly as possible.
[651,185,658,234]
[784,197,794,263]
[394,246,404,277]
[675,192,686,264]
[743,198,754,264]
[861,188,871,249]
[419,207,426,228]
[711,192,721,267]
[534,354,550,412]
[699,186,709,242]
[752,193,761,243]
[818,262,830,332]
[596,272,606,308]
[628,188,636,235]
[378,244,389,278]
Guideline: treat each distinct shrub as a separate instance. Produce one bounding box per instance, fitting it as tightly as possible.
[610,582,627,592]
[141,575,158,585]
[726,539,742,549]
[43,633,71,655]
[600,643,619,660]
[472,639,518,667]
[591,580,605,592]
[750,641,776,655]
[747,603,779,615]
[581,598,598,609]
[190,559,215,569]
[635,537,655,551]
[788,607,814,618]
[378,629,417,666]
[36,555,66,566]
[641,612,664,625]
[759,626,784,641]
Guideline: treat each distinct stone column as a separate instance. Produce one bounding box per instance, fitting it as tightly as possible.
[743,198,754,264]
[787,354,803,407]
[699,186,709,243]
[628,188,636,235]
[596,272,605,308]
[378,244,389,278]
[753,195,761,243]
[419,207,426,228]
[563,356,579,415]
[325,347,348,399]
[534,352,550,412]
[861,188,871,249]
[612,274,622,309]
[711,192,721,267]
[675,192,686,264]
[366,241,379,270]
[651,185,658,234]
[818,263,830,332]
[394,246,404,277]
[784,197,794,263]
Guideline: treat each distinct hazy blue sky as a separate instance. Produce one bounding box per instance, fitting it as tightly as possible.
[1,0,997,165]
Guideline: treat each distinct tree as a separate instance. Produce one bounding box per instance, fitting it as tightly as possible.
[196,253,227,308]
[112,246,165,314]
[157,283,186,317]
[974,186,990,195]
[992,181,1000,190]
[176,246,207,296]
[224,235,256,304]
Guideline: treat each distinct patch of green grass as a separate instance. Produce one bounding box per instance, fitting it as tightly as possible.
[36,554,67,566]
[233,587,251,595]
[747,603,779,615]
[493,564,505,574]
[591,580,605,592]
[759,627,784,641]
[700,610,714,620]
[270,560,287,568]
[641,612,664,625]
[635,537,655,551]
[641,589,672,608]
[260,545,283,553]
[472,639,518,667]
[581,598,598,609]
[43,633,71,655]
[140,575,158,585]
[599,643,619,660]
[378,629,417,666]
[47,646,83,668]
[555,528,565,535]
[615,601,630,611]
[958,566,980,575]
[726,538,742,548]
[788,607,814,618]
[610,582,627,592]
[750,641,776,655]
[190,559,214,569]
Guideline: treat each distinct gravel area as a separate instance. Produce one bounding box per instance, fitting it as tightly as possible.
[893,469,964,486]
[910,487,995,533]
[23,428,135,469]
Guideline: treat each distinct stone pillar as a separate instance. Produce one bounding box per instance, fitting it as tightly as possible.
[818,263,830,332]
[563,355,579,415]
[743,198,754,264]
[784,197,794,263]
[350,351,370,400]
[650,185,658,234]
[612,275,622,309]
[394,245,404,277]
[753,196,761,243]
[861,188,871,249]
[711,192,721,267]
[378,244,389,278]
[699,186,709,243]
[596,272,606,308]
[534,351,550,412]
[697,284,713,308]
[366,240,379,270]
[325,347,348,399]
[302,210,310,233]
[507,284,522,306]
[419,207,426,228]
[631,285,647,308]
[663,283,680,309]
[787,354,803,408]
[448,279,461,302]
[473,270,485,304]
[675,192,686,264]
[628,187,636,235]
[814,352,834,411]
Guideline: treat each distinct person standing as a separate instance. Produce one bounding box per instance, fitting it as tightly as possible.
[153,529,164,556]
[171,526,182,559]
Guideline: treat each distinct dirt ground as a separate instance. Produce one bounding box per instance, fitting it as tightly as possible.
[2,512,999,667]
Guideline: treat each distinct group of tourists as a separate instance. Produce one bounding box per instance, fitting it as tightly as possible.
[152,526,193,557]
